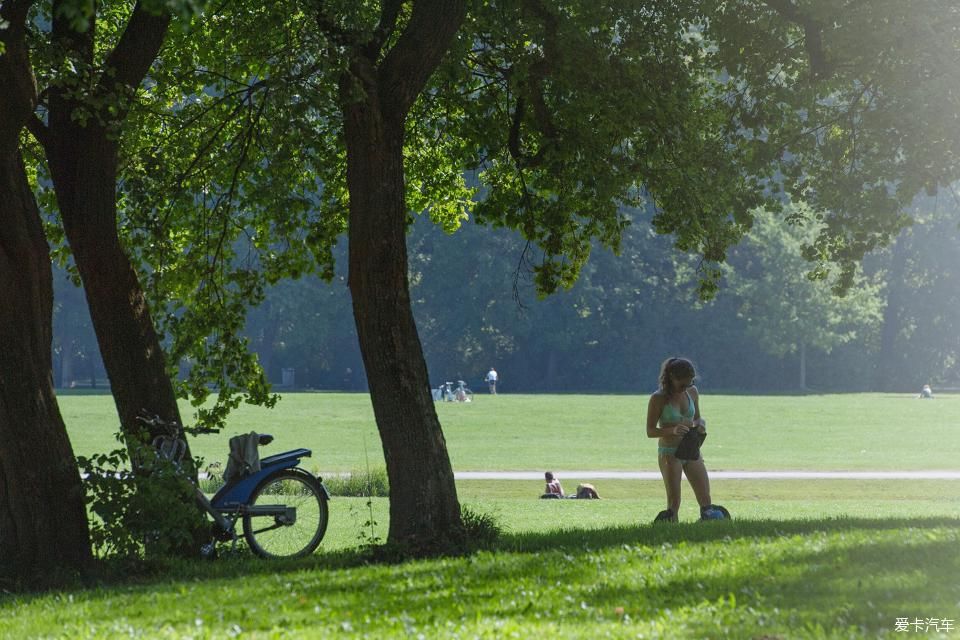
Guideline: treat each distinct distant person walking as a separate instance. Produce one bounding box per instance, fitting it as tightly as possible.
[645,357,728,522]
[485,367,498,394]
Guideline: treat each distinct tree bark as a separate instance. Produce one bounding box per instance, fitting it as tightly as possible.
[46,127,183,433]
[0,6,93,583]
[44,2,182,436]
[337,0,468,554]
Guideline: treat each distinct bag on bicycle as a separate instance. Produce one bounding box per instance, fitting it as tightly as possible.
[224,432,262,483]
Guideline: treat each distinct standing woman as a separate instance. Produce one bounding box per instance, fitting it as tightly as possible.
[646,357,729,522]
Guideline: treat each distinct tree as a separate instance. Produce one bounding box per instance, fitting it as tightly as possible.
[30,0,186,440]
[177,0,960,552]
[302,0,767,551]
[6,0,956,565]
[725,206,883,390]
[0,0,92,587]
[323,0,471,553]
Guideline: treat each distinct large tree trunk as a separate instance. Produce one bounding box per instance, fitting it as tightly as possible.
[46,129,183,434]
[45,3,181,437]
[0,27,93,582]
[336,0,467,554]
[342,78,464,554]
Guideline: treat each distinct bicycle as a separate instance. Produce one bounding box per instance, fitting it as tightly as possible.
[437,380,473,402]
[137,411,330,559]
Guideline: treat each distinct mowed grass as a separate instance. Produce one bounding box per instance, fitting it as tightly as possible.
[9,392,953,639]
[325,480,960,552]
[59,391,960,473]
[1,512,957,639]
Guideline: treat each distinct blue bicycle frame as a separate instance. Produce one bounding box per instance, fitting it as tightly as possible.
[138,411,331,558]
[211,448,322,508]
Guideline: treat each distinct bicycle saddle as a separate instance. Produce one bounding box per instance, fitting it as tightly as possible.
[258,433,274,446]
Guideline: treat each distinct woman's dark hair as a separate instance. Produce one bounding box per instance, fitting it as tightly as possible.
[658,357,696,393]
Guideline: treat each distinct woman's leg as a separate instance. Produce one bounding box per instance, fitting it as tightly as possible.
[681,458,713,508]
[658,453,684,512]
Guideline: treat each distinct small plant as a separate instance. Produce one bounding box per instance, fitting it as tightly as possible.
[322,467,390,497]
[461,506,502,549]
[197,462,225,494]
[352,440,384,548]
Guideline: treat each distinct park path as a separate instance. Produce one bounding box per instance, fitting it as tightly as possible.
[454,470,960,480]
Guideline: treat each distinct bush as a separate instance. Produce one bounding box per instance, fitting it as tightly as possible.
[461,506,502,549]
[322,467,390,497]
[77,432,209,560]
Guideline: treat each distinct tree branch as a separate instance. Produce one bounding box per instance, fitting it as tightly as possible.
[764,0,831,77]
[365,0,404,60]
[516,0,560,166]
[378,0,467,120]
[25,114,50,148]
[101,1,171,92]
[315,2,360,48]
[508,93,526,164]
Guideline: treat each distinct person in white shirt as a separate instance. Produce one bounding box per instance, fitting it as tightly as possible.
[485,367,498,394]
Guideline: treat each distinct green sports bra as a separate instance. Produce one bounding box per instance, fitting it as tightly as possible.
[660,392,695,423]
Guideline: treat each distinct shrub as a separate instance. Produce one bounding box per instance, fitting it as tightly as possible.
[77,431,209,560]
[322,467,390,497]
[461,506,502,549]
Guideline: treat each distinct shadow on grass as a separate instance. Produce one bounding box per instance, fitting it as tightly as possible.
[497,514,960,554]
[3,515,957,639]
[3,515,956,604]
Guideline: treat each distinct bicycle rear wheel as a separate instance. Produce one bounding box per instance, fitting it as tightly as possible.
[242,468,329,558]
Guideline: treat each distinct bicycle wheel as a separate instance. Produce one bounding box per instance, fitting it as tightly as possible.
[242,468,329,558]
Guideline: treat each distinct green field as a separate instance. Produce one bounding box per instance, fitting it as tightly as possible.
[60,391,960,473]
[3,392,956,639]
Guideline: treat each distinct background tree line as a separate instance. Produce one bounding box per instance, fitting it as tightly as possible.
[54,194,960,394]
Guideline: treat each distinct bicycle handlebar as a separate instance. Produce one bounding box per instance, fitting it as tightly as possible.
[136,410,217,435]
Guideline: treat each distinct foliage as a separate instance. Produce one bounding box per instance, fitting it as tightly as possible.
[703,0,960,290]
[76,430,208,560]
[115,4,327,428]
[422,1,774,297]
[723,204,884,385]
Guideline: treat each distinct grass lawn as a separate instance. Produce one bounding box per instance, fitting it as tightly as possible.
[59,391,960,473]
[1,510,957,638]
[5,392,953,638]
